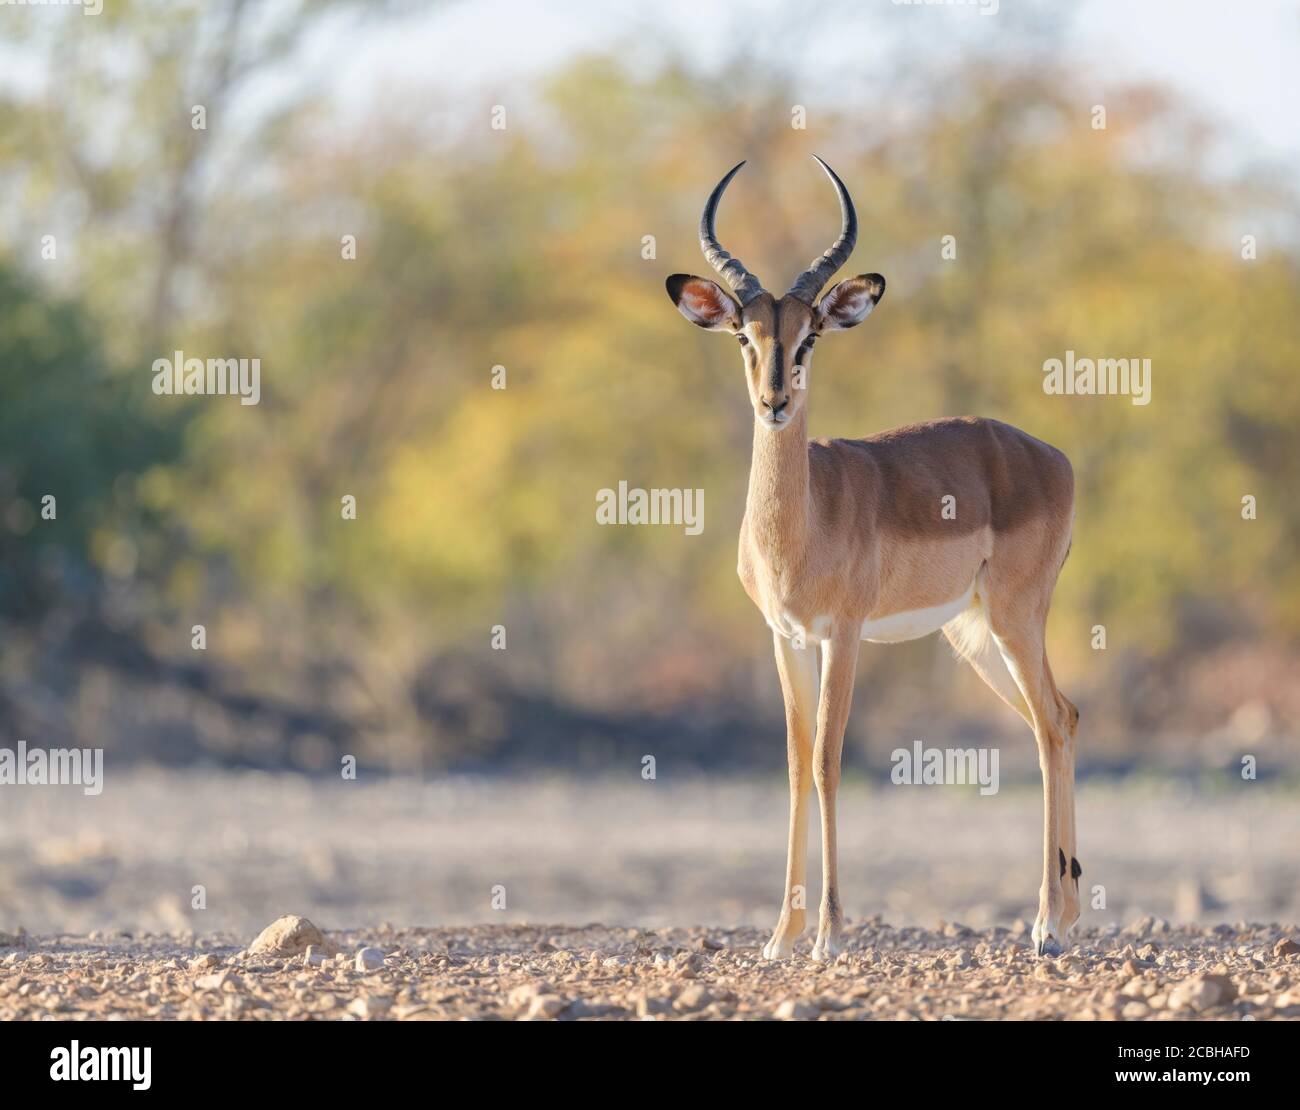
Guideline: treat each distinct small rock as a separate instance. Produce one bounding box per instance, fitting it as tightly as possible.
[193,971,230,992]
[775,998,820,1020]
[1273,937,1300,958]
[1168,974,1235,1012]
[303,946,326,968]
[187,954,220,971]
[355,947,385,973]
[671,955,703,980]
[347,995,393,1019]
[696,936,724,951]
[248,915,329,958]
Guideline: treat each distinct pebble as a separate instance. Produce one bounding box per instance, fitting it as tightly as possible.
[347,995,394,1019]
[355,947,385,972]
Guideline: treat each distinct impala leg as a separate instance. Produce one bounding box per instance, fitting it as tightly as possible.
[810,628,860,963]
[1052,671,1081,936]
[763,631,819,960]
[994,631,1072,956]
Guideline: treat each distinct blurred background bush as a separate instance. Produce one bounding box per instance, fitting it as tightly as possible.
[1,0,1297,779]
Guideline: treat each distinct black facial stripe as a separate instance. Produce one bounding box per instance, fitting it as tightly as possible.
[769,339,784,393]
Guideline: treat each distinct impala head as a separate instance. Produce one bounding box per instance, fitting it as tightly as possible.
[667,156,885,431]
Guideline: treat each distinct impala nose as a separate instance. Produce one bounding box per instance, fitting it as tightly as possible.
[762,395,789,418]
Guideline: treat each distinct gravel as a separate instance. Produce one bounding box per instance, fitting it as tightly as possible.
[1,919,1297,1021]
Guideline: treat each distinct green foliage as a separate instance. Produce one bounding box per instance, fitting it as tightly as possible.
[0,265,181,615]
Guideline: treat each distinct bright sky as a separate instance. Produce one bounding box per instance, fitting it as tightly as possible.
[0,0,1292,177]
[313,0,1297,174]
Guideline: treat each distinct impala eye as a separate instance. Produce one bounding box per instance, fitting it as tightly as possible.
[737,334,749,347]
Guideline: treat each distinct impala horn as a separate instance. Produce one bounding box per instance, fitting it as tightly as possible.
[699,160,766,305]
[785,155,857,305]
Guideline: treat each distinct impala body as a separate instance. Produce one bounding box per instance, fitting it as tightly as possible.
[667,158,1080,961]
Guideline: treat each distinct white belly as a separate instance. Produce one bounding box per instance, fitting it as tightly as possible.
[766,577,977,646]
[859,578,976,644]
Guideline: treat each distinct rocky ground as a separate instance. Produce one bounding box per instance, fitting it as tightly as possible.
[3,915,1298,1021]
[3,772,1296,1019]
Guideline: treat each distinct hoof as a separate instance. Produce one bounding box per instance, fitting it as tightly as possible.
[762,933,799,960]
[1035,935,1062,958]
[810,935,842,963]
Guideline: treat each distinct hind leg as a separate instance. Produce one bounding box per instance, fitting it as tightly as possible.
[1048,661,1082,936]
[990,628,1076,955]
[945,606,1079,946]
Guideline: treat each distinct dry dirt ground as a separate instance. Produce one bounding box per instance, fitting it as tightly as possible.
[3,919,1299,1021]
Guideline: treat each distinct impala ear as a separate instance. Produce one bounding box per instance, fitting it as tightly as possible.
[816,273,885,331]
[666,274,741,331]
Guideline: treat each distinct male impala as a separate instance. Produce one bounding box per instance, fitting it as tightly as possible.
[667,157,1080,960]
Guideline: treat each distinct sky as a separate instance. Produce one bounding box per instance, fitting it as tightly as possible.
[0,0,1292,178]
[307,0,1297,175]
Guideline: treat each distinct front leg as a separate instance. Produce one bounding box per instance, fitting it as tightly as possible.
[763,631,818,959]
[810,627,860,962]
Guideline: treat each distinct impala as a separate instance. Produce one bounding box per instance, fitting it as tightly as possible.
[666,157,1080,960]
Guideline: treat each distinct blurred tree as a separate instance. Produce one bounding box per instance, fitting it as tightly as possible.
[0,13,1296,766]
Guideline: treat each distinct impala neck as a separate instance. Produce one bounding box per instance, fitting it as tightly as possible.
[745,405,810,572]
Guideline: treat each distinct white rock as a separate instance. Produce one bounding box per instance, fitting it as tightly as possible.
[347,995,393,1019]
[355,947,385,972]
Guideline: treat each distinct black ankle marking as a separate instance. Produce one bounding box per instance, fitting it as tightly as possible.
[1059,847,1066,879]
[1071,857,1082,883]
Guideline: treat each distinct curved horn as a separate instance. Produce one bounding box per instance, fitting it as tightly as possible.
[786,154,857,305]
[699,160,766,305]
